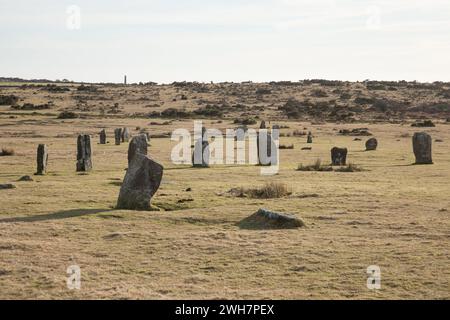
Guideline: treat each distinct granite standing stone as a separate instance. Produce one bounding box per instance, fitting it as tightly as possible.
[36,144,48,175]
[99,129,106,144]
[331,147,348,166]
[365,138,378,151]
[307,132,313,144]
[122,127,130,142]
[76,135,92,172]
[116,153,163,210]
[114,128,122,145]
[128,134,148,164]
[413,132,433,164]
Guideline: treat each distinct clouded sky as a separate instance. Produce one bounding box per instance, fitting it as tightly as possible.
[1,0,449,83]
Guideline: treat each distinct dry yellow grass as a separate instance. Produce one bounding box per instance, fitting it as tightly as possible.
[0,84,449,299]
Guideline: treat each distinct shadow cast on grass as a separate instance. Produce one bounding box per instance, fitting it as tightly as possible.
[0,208,114,223]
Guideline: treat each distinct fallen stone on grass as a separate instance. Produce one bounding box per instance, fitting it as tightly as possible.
[18,175,33,182]
[238,208,305,230]
[0,183,16,189]
[339,128,372,136]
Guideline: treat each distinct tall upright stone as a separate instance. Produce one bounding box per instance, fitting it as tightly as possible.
[257,123,278,166]
[128,134,148,164]
[331,147,348,166]
[76,135,92,172]
[99,129,106,144]
[413,132,433,164]
[122,127,130,142]
[36,144,48,175]
[260,120,266,129]
[192,127,209,167]
[192,138,209,168]
[307,132,313,144]
[116,153,163,210]
[114,128,122,145]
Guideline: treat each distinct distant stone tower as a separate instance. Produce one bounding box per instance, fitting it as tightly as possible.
[124,75,127,85]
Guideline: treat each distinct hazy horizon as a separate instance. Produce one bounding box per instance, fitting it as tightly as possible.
[1,0,450,83]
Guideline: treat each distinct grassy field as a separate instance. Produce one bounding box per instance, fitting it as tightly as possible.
[0,83,449,299]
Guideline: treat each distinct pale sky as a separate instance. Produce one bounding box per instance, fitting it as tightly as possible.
[1,0,449,83]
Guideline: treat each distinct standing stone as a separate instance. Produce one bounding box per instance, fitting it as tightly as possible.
[413,132,433,164]
[114,128,122,145]
[128,134,148,164]
[331,147,348,166]
[116,153,163,210]
[139,130,150,142]
[192,138,210,168]
[307,132,313,144]
[192,127,209,168]
[365,138,378,151]
[36,144,48,175]
[257,131,275,165]
[257,122,279,166]
[122,127,130,142]
[76,135,92,172]
[99,129,106,144]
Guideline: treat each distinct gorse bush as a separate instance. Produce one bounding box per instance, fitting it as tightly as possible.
[297,159,333,172]
[230,183,291,199]
[57,111,78,119]
[0,148,15,156]
[0,95,19,106]
[334,163,364,172]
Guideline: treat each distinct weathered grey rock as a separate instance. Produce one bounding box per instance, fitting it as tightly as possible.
[116,154,163,210]
[139,130,150,142]
[331,147,348,166]
[0,183,16,189]
[307,132,313,144]
[239,208,305,229]
[99,129,106,144]
[114,128,122,145]
[36,144,48,175]
[365,138,378,151]
[192,138,210,167]
[18,175,33,182]
[257,132,273,165]
[121,127,130,142]
[76,135,92,172]
[413,132,433,164]
[128,134,148,164]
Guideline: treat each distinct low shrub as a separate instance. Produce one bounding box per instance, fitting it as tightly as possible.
[334,163,365,172]
[0,95,19,105]
[297,159,333,172]
[57,111,78,119]
[230,183,291,199]
[279,144,294,150]
[0,147,15,156]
